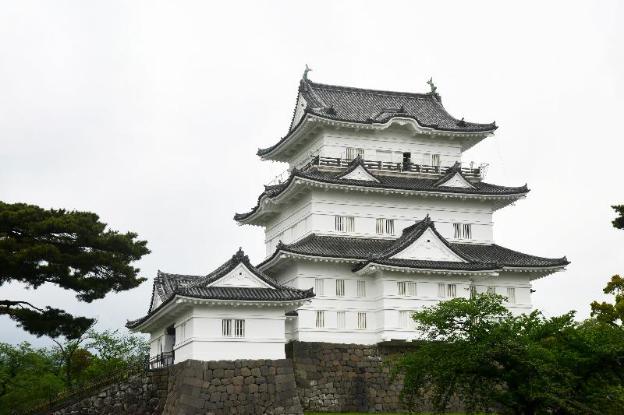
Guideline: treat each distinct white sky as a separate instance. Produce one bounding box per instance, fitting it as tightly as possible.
[1,0,623,346]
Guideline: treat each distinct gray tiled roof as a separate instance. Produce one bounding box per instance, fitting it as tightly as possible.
[259,228,569,272]
[234,162,528,222]
[127,249,314,329]
[258,78,497,156]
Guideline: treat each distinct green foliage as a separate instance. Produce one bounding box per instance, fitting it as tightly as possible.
[395,294,624,414]
[612,205,624,230]
[0,201,150,339]
[591,275,624,325]
[0,330,148,414]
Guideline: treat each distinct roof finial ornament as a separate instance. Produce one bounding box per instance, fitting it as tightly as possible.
[303,64,312,80]
[427,77,438,95]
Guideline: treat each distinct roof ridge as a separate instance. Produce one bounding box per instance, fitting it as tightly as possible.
[306,79,432,99]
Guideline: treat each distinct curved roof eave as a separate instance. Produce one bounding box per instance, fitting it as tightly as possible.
[234,174,529,225]
[257,112,497,161]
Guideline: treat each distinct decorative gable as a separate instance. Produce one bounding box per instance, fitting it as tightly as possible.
[391,228,466,262]
[339,165,380,182]
[209,263,274,289]
[436,172,475,189]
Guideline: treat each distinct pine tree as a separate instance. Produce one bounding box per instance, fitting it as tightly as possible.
[0,202,150,339]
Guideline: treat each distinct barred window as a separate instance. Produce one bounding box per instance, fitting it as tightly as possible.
[376,218,395,235]
[336,279,345,297]
[453,223,472,239]
[357,280,366,297]
[431,153,441,167]
[315,278,325,296]
[470,285,477,299]
[507,287,516,304]
[447,284,457,298]
[335,215,355,232]
[346,147,364,160]
[222,319,232,337]
[234,320,245,337]
[438,282,446,298]
[337,311,346,329]
[398,281,417,296]
[357,312,367,329]
[315,311,325,328]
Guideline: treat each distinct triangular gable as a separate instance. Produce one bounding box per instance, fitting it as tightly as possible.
[391,227,467,262]
[208,263,275,289]
[436,171,475,189]
[339,164,380,182]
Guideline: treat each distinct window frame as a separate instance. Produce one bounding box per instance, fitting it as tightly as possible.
[357,312,367,330]
[315,310,325,328]
[335,279,345,297]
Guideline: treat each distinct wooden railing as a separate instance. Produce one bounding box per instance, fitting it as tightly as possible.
[307,156,482,179]
[148,351,175,369]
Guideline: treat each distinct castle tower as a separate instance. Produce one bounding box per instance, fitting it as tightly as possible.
[235,73,568,344]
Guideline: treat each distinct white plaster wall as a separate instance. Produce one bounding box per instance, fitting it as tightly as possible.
[290,127,466,170]
[172,305,288,362]
[268,260,534,344]
[263,188,494,255]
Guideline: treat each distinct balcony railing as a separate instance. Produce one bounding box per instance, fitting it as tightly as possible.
[148,351,175,369]
[307,156,483,179]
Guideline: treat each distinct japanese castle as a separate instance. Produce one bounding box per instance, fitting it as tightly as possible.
[128,71,568,363]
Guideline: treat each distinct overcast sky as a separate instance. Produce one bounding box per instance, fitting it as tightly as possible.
[1,0,623,346]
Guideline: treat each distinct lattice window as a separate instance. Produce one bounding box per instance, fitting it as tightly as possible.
[357,312,367,329]
[335,215,355,232]
[357,280,366,297]
[222,319,232,337]
[398,281,417,296]
[315,311,325,328]
[234,320,245,337]
[447,284,457,298]
[470,285,477,299]
[336,279,345,297]
[453,223,472,239]
[315,278,325,296]
[507,287,516,304]
[376,218,395,235]
[431,153,441,167]
[346,147,365,160]
[438,282,446,298]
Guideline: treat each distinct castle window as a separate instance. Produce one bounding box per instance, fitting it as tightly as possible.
[336,279,345,297]
[315,278,325,296]
[335,215,355,232]
[337,311,346,329]
[398,281,417,296]
[376,218,395,235]
[470,285,477,299]
[222,319,245,337]
[315,311,325,328]
[431,153,441,167]
[507,287,516,304]
[448,284,457,298]
[453,223,472,239]
[234,320,245,337]
[357,312,367,329]
[357,280,366,297]
[438,283,456,298]
[346,147,364,160]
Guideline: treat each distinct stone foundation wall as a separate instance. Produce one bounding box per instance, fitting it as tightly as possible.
[51,342,443,414]
[52,368,168,415]
[287,341,421,413]
[161,359,302,415]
